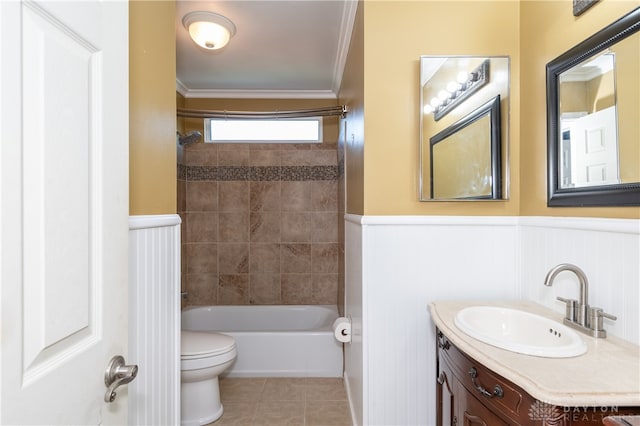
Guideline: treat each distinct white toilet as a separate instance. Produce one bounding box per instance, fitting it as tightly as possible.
[181,330,237,426]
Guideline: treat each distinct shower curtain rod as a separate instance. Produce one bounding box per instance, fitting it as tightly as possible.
[176,105,347,119]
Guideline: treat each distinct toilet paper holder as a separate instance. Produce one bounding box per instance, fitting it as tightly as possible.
[333,316,352,344]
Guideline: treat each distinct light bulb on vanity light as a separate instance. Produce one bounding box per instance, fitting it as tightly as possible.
[430,97,442,108]
[457,71,469,84]
[437,90,450,101]
[183,11,236,50]
[446,81,461,94]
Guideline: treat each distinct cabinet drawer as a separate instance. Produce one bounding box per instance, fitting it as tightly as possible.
[438,332,533,423]
[460,388,510,426]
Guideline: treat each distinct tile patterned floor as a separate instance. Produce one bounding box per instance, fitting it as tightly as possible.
[212,377,352,425]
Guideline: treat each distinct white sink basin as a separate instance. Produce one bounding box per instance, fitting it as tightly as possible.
[454,306,587,358]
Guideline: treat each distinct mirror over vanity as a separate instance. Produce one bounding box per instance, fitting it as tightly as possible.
[419,56,510,201]
[547,7,640,206]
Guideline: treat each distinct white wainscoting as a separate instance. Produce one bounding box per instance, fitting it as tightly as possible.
[344,218,364,426]
[344,215,520,426]
[128,215,181,426]
[344,214,639,426]
[520,216,639,345]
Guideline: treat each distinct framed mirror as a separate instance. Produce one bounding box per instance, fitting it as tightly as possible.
[547,7,640,206]
[420,56,510,201]
[430,96,501,199]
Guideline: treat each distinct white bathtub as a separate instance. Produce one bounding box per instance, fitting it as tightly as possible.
[181,305,343,378]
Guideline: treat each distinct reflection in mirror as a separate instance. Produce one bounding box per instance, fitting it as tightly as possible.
[420,56,510,201]
[560,52,619,188]
[547,7,640,206]
[430,96,501,199]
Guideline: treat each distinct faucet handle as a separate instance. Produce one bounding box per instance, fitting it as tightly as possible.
[589,307,617,334]
[556,297,578,322]
[601,311,617,321]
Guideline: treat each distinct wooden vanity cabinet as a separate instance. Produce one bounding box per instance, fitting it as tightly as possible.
[435,328,640,426]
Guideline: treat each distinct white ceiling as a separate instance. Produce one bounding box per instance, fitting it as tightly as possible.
[176,0,357,99]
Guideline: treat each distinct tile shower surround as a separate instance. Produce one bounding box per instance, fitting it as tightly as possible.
[178,143,340,306]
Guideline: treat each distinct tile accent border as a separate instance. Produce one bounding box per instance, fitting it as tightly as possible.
[178,165,338,181]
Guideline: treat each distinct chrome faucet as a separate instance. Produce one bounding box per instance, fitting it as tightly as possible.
[544,263,589,326]
[544,263,616,338]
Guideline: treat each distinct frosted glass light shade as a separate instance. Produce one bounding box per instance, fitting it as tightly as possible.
[183,11,236,51]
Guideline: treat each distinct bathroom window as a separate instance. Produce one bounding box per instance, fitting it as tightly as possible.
[204,117,323,143]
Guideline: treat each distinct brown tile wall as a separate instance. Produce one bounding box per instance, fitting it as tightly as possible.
[177,142,339,306]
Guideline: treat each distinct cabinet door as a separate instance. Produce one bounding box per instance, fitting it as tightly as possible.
[437,359,456,426]
[435,329,640,426]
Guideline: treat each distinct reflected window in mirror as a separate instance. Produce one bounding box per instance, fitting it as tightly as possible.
[419,56,510,201]
[547,7,640,206]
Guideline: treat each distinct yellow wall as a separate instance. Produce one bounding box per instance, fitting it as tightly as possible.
[360,1,521,215]
[560,73,615,114]
[129,1,177,215]
[340,2,365,215]
[340,0,639,218]
[520,0,640,218]
[132,1,639,219]
[177,91,185,135]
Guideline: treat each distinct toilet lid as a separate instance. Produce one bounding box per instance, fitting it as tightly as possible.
[181,330,236,358]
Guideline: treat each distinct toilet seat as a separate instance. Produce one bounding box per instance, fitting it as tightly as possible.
[181,331,237,370]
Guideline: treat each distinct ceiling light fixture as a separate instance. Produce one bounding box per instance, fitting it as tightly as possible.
[182,11,236,51]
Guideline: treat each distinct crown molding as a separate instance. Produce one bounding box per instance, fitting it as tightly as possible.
[332,0,358,95]
[176,79,188,97]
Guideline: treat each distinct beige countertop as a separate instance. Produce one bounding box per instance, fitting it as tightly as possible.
[429,300,640,407]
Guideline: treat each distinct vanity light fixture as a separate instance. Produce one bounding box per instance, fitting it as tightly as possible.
[429,59,491,121]
[183,11,236,51]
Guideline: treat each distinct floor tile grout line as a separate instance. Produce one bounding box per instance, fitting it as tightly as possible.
[254,377,265,426]
[304,376,309,426]
[303,397,308,426]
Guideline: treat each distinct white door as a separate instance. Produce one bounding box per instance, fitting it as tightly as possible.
[1,1,130,424]
[570,106,620,187]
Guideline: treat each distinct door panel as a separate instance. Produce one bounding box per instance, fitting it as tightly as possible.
[1,1,129,424]
[22,0,98,379]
